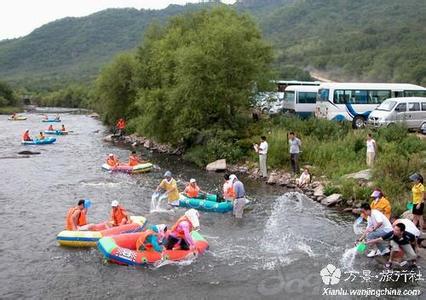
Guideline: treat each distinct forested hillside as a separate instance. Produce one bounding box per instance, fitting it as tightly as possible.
[0,0,425,88]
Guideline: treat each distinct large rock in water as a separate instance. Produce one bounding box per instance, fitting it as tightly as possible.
[321,194,343,206]
[313,184,324,197]
[206,159,227,172]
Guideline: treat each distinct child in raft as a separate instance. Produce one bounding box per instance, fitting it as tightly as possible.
[136,224,168,252]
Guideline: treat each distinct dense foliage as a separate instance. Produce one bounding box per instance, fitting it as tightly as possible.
[94,7,273,147]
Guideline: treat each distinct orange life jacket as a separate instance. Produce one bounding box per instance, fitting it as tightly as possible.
[185,184,200,198]
[61,126,66,131]
[223,181,235,200]
[22,132,31,141]
[135,229,155,251]
[116,119,126,130]
[65,207,87,230]
[128,155,140,167]
[170,216,193,239]
[107,157,118,167]
[48,125,54,131]
[111,206,128,226]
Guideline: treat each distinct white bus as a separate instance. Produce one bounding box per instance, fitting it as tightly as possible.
[315,83,426,128]
[282,85,319,118]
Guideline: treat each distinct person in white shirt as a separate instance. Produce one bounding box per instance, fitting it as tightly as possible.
[296,168,311,188]
[254,136,268,178]
[366,133,377,167]
[357,203,393,257]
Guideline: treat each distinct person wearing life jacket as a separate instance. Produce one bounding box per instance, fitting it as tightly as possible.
[136,224,168,252]
[223,173,236,202]
[65,199,95,231]
[106,153,119,167]
[184,178,201,198]
[165,209,200,250]
[37,131,45,140]
[128,151,142,167]
[108,200,129,227]
[61,124,66,132]
[115,118,126,136]
[370,189,391,220]
[11,112,16,119]
[156,171,180,205]
[48,124,54,131]
[22,129,32,141]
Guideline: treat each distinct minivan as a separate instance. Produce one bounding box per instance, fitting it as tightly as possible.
[368,97,426,130]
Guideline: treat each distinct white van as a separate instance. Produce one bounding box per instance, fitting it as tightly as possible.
[368,97,426,130]
[282,85,319,118]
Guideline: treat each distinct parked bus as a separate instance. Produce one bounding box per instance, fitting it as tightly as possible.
[315,83,426,128]
[282,85,319,118]
[276,80,321,92]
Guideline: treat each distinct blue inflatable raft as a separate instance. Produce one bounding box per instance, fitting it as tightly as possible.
[42,119,61,122]
[44,130,68,135]
[21,137,56,145]
[173,193,233,213]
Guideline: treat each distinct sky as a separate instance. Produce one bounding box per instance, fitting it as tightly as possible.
[0,0,236,41]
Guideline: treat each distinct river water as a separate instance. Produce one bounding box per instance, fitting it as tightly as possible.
[0,113,424,299]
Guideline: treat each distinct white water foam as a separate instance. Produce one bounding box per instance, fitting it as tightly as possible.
[340,246,358,271]
[150,192,170,213]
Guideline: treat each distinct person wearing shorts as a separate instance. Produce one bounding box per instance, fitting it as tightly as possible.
[410,173,424,230]
[230,174,246,219]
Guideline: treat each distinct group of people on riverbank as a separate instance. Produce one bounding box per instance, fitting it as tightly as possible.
[354,173,424,268]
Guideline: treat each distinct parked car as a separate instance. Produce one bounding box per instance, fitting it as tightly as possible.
[368,97,426,131]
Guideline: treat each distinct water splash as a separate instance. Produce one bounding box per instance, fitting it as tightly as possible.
[340,247,357,271]
[150,192,169,213]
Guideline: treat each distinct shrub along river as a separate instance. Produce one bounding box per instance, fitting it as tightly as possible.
[0,113,423,299]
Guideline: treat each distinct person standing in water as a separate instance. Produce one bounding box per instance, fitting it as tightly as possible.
[230,174,247,219]
[156,171,180,205]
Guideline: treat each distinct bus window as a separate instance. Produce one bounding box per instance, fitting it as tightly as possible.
[318,89,329,102]
[334,90,346,104]
[404,90,426,97]
[353,90,368,104]
[298,92,317,103]
[284,91,294,103]
[422,102,426,111]
[368,90,391,104]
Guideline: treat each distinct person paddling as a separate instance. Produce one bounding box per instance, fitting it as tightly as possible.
[48,124,54,131]
[184,178,202,198]
[37,131,45,140]
[61,124,66,132]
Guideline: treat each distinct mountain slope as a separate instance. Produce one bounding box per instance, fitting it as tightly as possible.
[0,0,425,87]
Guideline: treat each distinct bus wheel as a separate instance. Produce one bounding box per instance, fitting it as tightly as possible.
[352,115,366,129]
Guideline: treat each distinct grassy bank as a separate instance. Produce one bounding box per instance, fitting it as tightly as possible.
[262,117,426,215]
[184,116,426,216]
[0,106,23,115]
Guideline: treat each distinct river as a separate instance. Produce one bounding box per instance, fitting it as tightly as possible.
[0,113,424,299]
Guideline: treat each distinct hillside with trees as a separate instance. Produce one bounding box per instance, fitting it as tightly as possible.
[0,0,425,88]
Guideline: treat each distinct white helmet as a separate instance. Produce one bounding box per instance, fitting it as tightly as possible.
[111,200,119,207]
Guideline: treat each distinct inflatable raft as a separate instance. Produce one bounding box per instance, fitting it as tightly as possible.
[44,130,68,135]
[172,193,233,213]
[97,230,208,266]
[8,116,27,121]
[57,216,147,247]
[102,162,153,174]
[21,137,56,145]
[42,119,61,122]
